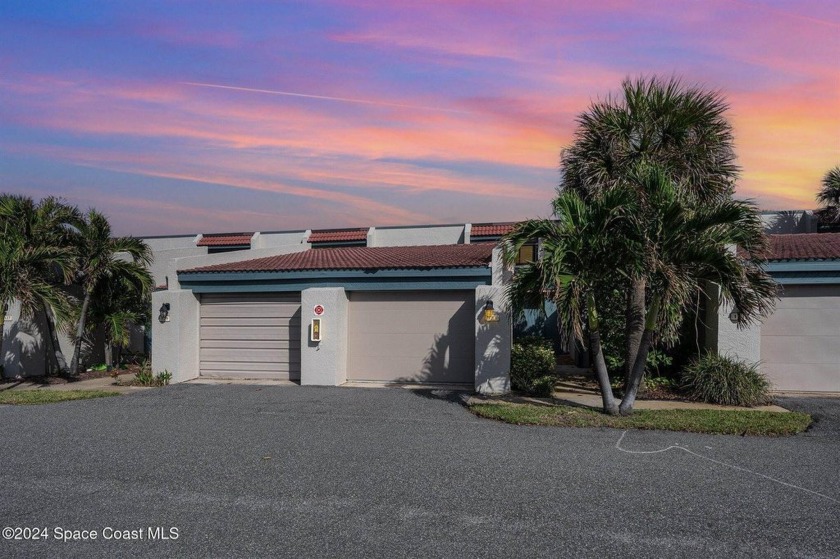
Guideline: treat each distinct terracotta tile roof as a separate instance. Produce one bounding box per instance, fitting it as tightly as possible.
[471,223,515,238]
[308,228,368,243]
[197,233,253,247]
[764,233,840,261]
[180,243,494,274]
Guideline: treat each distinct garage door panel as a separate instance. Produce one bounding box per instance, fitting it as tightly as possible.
[355,333,473,360]
[348,291,474,384]
[200,326,300,341]
[761,363,840,392]
[761,310,839,336]
[200,339,297,350]
[200,348,297,363]
[201,317,301,328]
[200,293,301,380]
[200,305,301,319]
[776,286,840,308]
[762,335,838,364]
[200,360,299,372]
[760,285,840,392]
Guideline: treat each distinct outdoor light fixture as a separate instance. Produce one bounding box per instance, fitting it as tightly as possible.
[158,303,171,323]
[728,308,740,324]
[482,300,500,323]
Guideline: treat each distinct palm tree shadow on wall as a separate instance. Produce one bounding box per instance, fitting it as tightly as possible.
[394,300,474,405]
[2,317,45,379]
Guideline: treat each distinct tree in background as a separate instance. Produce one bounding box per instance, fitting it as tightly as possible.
[68,209,153,375]
[560,76,740,388]
[84,270,152,369]
[0,195,78,376]
[815,165,840,230]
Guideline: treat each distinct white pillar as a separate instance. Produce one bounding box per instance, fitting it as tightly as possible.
[151,289,200,383]
[474,285,511,394]
[300,287,349,386]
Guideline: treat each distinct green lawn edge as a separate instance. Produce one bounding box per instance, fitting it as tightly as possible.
[470,402,812,436]
[0,390,120,405]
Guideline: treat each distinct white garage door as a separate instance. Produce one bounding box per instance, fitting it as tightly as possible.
[760,285,840,392]
[347,291,475,384]
[200,293,301,380]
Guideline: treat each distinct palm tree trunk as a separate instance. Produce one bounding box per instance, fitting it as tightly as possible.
[624,278,646,388]
[619,295,661,415]
[105,340,113,370]
[587,294,618,415]
[0,302,7,377]
[43,306,69,376]
[70,290,92,375]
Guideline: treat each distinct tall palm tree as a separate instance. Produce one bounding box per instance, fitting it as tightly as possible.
[504,165,777,415]
[560,76,740,387]
[617,164,777,414]
[815,165,840,225]
[504,187,639,415]
[69,209,152,375]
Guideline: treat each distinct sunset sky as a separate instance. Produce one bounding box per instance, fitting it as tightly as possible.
[1,0,838,236]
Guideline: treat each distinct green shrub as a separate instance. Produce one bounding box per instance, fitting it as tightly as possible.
[511,336,557,396]
[680,353,771,407]
[155,370,172,386]
[134,369,154,386]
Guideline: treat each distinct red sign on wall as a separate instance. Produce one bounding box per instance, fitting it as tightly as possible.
[313,304,324,316]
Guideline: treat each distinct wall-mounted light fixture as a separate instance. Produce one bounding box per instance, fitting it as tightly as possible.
[728,308,740,324]
[158,303,171,323]
[482,300,500,323]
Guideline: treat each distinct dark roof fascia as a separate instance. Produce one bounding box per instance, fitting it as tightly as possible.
[765,259,840,285]
[178,267,491,293]
[178,267,489,282]
[310,241,367,248]
[205,244,251,249]
[765,260,840,272]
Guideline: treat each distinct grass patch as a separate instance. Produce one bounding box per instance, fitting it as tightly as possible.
[0,390,119,406]
[470,402,812,436]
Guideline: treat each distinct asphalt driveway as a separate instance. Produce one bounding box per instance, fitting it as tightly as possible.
[1,385,838,558]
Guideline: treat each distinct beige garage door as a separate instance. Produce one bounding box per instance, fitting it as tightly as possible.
[200,293,301,380]
[347,291,474,384]
[760,285,840,392]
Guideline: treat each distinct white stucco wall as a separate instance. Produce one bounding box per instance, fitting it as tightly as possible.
[143,235,201,252]
[369,225,465,247]
[474,285,511,394]
[149,247,207,287]
[151,289,200,383]
[300,287,349,386]
[704,283,762,365]
[252,230,310,249]
[166,244,310,290]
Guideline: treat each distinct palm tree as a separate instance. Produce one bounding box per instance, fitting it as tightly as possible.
[560,76,740,387]
[504,164,777,415]
[504,187,639,415]
[617,164,777,414]
[0,195,78,376]
[815,165,840,226]
[69,209,152,375]
[85,269,151,369]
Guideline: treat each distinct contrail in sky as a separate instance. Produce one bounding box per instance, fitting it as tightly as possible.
[180,81,469,114]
